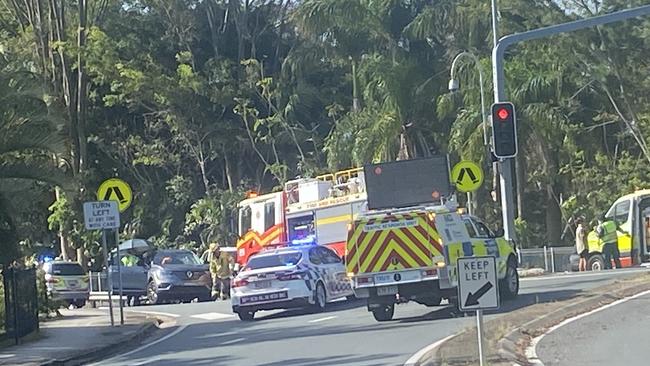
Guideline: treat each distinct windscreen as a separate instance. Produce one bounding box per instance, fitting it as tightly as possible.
[364,156,451,210]
[246,252,302,270]
[51,263,84,275]
[154,251,202,265]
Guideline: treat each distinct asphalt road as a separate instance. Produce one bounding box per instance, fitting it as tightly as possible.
[93,268,650,366]
[536,288,650,366]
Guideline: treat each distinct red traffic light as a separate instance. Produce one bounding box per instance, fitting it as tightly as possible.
[496,107,510,121]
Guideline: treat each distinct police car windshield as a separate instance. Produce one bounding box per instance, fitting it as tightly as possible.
[246,252,302,269]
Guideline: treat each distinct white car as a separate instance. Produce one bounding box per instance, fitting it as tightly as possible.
[231,245,354,321]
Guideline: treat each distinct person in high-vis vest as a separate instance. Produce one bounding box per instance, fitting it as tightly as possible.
[597,215,622,269]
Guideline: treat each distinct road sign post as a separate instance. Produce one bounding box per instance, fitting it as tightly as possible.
[115,229,124,325]
[457,256,499,366]
[83,201,122,326]
[100,230,114,327]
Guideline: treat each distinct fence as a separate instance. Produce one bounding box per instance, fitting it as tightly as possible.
[2,267,39,344]
[518,246,576,273]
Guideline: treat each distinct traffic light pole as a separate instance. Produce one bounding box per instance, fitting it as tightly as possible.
[492,4,650,242]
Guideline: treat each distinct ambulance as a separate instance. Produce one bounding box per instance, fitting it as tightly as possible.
[574,189,650,270]
[345,157,519,321]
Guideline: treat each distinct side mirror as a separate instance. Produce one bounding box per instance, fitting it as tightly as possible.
[494,228,505,238]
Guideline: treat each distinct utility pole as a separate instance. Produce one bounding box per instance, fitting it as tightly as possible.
[493,4,650,242]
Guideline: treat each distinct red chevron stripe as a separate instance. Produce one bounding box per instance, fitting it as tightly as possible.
[357,230,384,270]
[414,224,443,253]
[400,227,432,261]
[347,227,368,264]
[385,232,428,267]
[379,249,412,271]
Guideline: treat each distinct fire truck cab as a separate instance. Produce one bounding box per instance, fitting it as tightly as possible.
[235,169,368,266]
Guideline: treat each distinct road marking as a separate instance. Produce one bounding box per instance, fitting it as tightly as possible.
[87,325,187,365]
[308,316,337,323]
[220,337,245,345]
[191,312,235,320]
[403,334,456,366]
[124,309,181,318]
[526,289,650,365]
[521,268,649,282]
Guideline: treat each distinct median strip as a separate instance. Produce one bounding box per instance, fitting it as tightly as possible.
[412,272,650,366]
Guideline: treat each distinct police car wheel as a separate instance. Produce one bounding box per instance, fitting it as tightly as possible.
[312,282,327,312]
[237,310,255,321]
[372,304,394,321]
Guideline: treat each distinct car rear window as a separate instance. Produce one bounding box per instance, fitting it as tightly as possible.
[51,263,84,275]
[246,252,302,270]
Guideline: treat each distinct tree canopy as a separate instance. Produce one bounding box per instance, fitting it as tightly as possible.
[0,0,649,264]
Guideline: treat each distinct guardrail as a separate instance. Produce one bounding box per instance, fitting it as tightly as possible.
[517,246,575,273]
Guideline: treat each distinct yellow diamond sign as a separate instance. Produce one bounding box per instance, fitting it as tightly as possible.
[97,178,132,213]
[451,161,483,193]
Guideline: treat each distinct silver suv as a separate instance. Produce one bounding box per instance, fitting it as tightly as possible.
[43,261,89,308]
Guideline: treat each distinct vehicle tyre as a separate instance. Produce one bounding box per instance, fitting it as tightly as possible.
[74,299,86,308]
[237,310,255,321]
[147,280,159,305]
[312,282,327,312]
[499,257,519,300]
[346,294,357,301]
[371,304,394,321]
[588,254,605,271]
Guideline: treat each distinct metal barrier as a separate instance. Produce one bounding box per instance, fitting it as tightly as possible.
[2,267,39,344]
[518,246,575,273]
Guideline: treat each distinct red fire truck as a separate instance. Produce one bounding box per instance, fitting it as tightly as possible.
[235,168,368,265]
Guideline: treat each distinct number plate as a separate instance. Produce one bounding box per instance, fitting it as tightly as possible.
[377,285,398,296]
[254,280,271,289]
[67,280,78,288]
[374,274,393,284]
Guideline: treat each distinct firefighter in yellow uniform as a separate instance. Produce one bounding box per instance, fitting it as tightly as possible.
[210,244,233,300]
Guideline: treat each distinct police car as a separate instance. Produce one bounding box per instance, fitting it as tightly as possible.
[231,244,354,321]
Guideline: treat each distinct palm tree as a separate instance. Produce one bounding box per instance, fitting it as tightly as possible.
[0,64,71,264]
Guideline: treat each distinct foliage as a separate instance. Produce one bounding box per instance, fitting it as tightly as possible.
[0,0,649,260]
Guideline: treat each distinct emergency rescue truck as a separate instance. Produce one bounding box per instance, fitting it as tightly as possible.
[572,189,650,270]
[345,157,519,321]
[235,168,368,265]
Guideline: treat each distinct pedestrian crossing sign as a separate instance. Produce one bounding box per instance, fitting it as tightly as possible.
[97,178,132,212]
[451,160,483,193]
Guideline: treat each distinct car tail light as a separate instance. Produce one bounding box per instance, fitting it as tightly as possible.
[357,276,373,284]
[422,269,437,277]
[232,278,249,288]
[278,271,306,281]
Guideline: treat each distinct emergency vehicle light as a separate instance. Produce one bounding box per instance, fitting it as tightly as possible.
[436,262,446,268]
[290,235,316,246]
[246,190,258,198]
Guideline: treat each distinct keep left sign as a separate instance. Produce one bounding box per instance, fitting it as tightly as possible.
[83,201,120,230]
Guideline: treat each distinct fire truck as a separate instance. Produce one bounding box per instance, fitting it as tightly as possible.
[235,168,368,266]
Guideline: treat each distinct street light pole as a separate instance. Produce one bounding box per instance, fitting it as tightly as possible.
[449,51,489,216]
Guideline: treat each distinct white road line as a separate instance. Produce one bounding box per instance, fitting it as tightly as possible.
[87,324,188,366]
[96,307,181,318]
[220,337,245,345]
[191,312,235,320]
[521,268,649,282]
[308,316,337,323]
[403,334,456,366]
[526,289,650,365]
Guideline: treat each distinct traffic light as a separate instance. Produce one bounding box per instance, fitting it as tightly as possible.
[491,102,518,158]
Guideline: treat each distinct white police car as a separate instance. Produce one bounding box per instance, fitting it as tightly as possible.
[231,244,354,321]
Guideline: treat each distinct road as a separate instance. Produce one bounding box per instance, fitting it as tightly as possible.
[94,268,649,366]
[536,288,650,366]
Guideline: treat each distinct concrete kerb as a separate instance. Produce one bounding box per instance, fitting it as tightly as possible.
[413,272,650,366]
[40,314,176,366]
